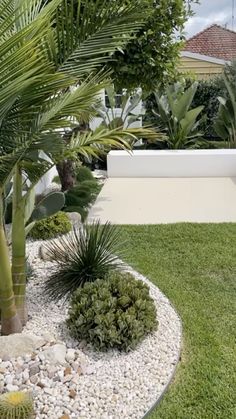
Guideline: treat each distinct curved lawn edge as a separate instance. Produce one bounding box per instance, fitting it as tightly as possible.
[142,333,182,419]
[123,263,183,419]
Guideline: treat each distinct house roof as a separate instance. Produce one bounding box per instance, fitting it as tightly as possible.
[184,24,236,61]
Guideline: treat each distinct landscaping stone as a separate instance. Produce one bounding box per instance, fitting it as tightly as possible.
[65,348,76,362]
[66,212,81,227]
[29,362,40,376]
[6,384,19,392]
[0,333,45,358]
[41,344,67,365]
[0,239,181,418]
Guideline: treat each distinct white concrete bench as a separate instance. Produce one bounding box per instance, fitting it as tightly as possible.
[107,150,236,178]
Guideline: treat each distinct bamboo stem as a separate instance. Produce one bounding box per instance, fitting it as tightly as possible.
[12,166,27,325]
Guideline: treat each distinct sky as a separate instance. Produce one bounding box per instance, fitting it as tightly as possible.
[185,0,235,38]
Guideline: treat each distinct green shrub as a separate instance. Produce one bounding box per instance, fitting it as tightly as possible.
[67,272,158,351]
[43,221,122,301]
[65,181,100,208]
[64,180,101,221]
[0,391,34,419]
[76,166,94,183]
[29,211,71,240]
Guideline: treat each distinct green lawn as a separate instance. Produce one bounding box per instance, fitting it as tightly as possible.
[120,224,236,419]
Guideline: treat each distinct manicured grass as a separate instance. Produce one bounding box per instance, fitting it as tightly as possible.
[120,224,236,419]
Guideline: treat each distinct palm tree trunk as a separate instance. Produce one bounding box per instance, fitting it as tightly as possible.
[0,192,22,335]
[56,159,75,191]
[11,166,28,325]
[56,124,89,192]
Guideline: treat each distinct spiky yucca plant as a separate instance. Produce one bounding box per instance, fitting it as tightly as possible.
[43,221,123,301]
[0,392,34,419]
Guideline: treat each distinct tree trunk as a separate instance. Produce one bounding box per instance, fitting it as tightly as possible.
[0,194,22,335]
[56,124,89,192]
[11,166,28,325]
[56,159,75,192]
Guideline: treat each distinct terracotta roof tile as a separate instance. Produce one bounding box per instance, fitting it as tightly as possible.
[184,24,236,61]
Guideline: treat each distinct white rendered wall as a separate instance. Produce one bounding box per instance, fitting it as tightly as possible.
[107,150,236,178]
[35,152,58,195]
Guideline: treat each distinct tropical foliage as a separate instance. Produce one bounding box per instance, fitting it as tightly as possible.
[67,271,158,351]
[214,70,236,148]
[0,0,152,334]
[97,86,143,129]
[43,222,123,301]
[152,82,205,149]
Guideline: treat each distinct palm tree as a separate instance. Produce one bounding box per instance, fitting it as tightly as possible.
[0,0,153,334]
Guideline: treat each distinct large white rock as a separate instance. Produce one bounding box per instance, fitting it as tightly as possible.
[66,212,81,227]
[0,333,45,359]
[41,344,67,365]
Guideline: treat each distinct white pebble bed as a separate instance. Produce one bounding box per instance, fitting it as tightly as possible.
[1,239,182,419]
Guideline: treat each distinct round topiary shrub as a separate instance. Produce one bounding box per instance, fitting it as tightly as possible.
[67,272,158,351]
[76,166,94,183]
[29,211,71,240]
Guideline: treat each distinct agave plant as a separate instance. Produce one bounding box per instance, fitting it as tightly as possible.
[43,221,123,301]
[153,82,205,149]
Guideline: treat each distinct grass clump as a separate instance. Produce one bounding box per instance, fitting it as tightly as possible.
[67,271,157,351]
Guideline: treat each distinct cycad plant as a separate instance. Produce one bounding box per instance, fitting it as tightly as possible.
[43,221,123,302]
[153,82,205,149]
[0,0,155,334]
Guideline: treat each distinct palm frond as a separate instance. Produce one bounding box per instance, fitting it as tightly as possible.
[0,0,151,188]
[51,0,149,76]
[68,126,158,159]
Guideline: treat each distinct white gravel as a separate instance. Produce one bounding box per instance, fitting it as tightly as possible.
[1,239,182,419]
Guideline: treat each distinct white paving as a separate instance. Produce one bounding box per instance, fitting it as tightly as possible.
[88,177,236,224]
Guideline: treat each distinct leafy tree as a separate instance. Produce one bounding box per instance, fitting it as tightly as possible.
[109,0,199,93]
